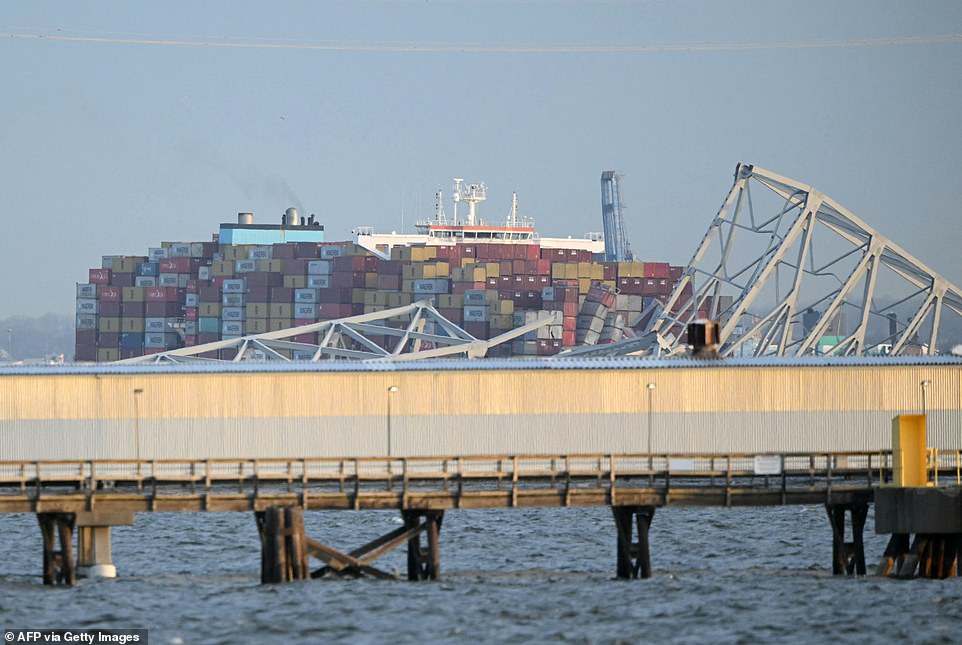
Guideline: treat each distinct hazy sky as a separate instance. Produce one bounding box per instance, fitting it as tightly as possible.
[1,1,960,316]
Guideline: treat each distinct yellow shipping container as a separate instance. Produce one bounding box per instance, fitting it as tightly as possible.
[246,303,269,318]
[98,317,121,333]
[257,259,284,273]
[246,318,269,334]
[494,299,515,315]
[363,305,385,314]
[270,304,292,319]
[401,279,415,293]
[579,278,592,294]
[601,280,617,290]
[284,275,307,289]
[200,303,221,317]
[490,314,514,329]
[434,262,450,278]
[121,318,145,333]
[364,273,379,289]
[422,265,437,279]
[270,318,292,331]
[484,262,500,278]
[387,292,412,307]
[111,257,145,273]
[122,287,145,303]
[392,246,411,262]
[438,294,465,308]
[461,258,476,268]
[97,348,119,362]
[410,246,437,263]
[565,264,580,279]
[577,262,594,279]
[211,260,233,277]
[591,264,604,280]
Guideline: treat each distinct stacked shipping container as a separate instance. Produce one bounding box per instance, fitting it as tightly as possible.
[76,234,687,361]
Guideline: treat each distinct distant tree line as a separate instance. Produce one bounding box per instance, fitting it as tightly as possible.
[0,314,73,361]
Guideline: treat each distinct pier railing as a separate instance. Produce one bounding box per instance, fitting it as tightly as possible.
[1,450,958,512]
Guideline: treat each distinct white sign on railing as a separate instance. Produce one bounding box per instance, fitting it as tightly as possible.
[753,455,782,475]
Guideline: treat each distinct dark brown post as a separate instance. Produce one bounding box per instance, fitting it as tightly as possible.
[826,502,868,575]
[403,510,444,581]
[613,505,655,579]
[256,506,308,584]
[37,513,76,586]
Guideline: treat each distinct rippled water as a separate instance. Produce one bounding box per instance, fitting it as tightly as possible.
[1,505,959,644]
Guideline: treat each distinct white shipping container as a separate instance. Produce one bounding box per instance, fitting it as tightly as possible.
[294,303,316,318]
[76,299,99,314]
[143,332,177,348]
[76,283,97,299]
[222,307,246,321]
[542,287,556,302]
[248,246,272,261]
[222,321,245,335]
[148,247,168,260]
[158,273,178,287]
[222,279,246,293]
[307,260,331,275]
[616,294,644,312]
[184,320,197,335]
[134,276,157,287]
[178,274,190,288]
[235,260,257,273]
[198,266,211,281]
[294,288,318,303]
[307,276,330,289]
[75,314,97,330]
[190,242,206,258]
[414,279,448,294]
[463,305,490,322]
[185,293,199,307]
[101,255,120,269]
[222,292,246,306]
[169,243,192,257]
[145,318,166,333]
[463,290,486,304]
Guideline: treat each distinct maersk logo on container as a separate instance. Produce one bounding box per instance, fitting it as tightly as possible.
[248,246,272,261]
[294,288,318,303]
[235,260,257,273]
[76,299,98,314]
[222,278,246,293]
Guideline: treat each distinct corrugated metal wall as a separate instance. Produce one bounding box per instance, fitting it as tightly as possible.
[0,362,959,460]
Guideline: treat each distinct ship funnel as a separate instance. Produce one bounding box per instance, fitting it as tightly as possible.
[284,207,299,226]
[238,212,253,225]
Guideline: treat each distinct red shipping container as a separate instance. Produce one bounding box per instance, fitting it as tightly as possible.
[439,308,463,322]
[498,275,513,288]
[458,244,476,257]
[198,286,220,302]
[144,348,165,356]
[198,332,220,344]
[184,336,197,347]
[316,303,353,318]
[351,303,365,316]
[333,256,365,272]
[210,277,227,289]
[669,265,684,280]
[98,332,120,347]
[379,260,405,275]
[562,302,578,317]
[291,332,318,344]
[562,330,576,346]
[159,257,191,273]
[498,290,514,301]
[603,264,618,281]
[89,268,112,284]
[525,245,541,260]
[486,277,499,289]
[184,308,198,321]
[74,344,97,361]
[146,286,178,301]
[524,292,543,308]
[378,274,401,290]
[434,246,451,259]
[317,288,353,304]
[120,348,143,359]
[112,273,135,288]
[271,287,295,302]
[463,321,489,339]
[145,301,181,316]
[294,242,322,259]
[512,260,525,274]
[75,330,96,346]
[246,272,283,288]
[198,242,218,258]
[121,302,145,317]
[272,243,295,259]
[247,287,271,302]
[99,301,121,316]
[331,271,366,289]
[645,262,670,278]
[363,256,379,272]
[282,258,308,275]
[98,285,121,301]
[186,279,199,293]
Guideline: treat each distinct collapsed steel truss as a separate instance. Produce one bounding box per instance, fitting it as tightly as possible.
[648,163,962,357]
[118,300,556,364]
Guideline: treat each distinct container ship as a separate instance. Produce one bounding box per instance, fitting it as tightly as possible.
[75,180,691,362]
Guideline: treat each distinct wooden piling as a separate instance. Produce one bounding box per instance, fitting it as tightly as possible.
[402,510,444,581]
[612,505,655,579]
[825,502,867,575]
[37,513,76,586]
[256,506,308,584]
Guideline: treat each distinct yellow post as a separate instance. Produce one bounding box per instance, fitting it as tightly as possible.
[891,415,928,487]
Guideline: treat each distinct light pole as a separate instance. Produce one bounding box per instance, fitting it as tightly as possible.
[133,388,144,467]
[920,380,931,416]
[387,385,398,457]
[6,328,12,360]
[646,383,656,467]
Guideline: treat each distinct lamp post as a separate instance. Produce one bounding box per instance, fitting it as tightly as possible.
[920,379,931,416]
[387,386,399,457]
[133,388,144,467]
[6,328,12,360]
[646,383,656,467]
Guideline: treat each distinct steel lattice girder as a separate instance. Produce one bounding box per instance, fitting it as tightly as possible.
[646,163,962,357]
[117,300,558,364]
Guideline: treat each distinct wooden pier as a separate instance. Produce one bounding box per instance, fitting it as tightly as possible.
[2,451,959,585]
